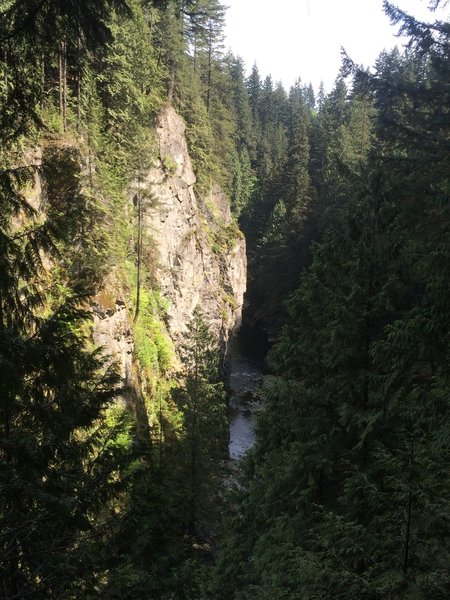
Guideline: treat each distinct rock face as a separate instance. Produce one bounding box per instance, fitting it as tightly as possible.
[92,291,134,386]
[144,106,247,346]
[92,106,246,384]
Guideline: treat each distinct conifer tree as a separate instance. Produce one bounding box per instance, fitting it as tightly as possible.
[226,55,256,216]
[185,0,226,112]
[246,62,262,122]
[0,145,128,597]
[175,309,227,536]
[212,4,450,598]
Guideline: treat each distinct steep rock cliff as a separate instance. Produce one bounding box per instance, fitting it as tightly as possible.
[93,106,246,382]
[145,106,246,343]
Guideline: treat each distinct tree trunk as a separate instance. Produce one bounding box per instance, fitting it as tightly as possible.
[59,41,63,122]
[402,437,414,576]
[193,38,197,73]
[190,436,197,533]
[41,52,45,110]
[363,170,382,409]
[77,37,81,130]
[59,40,67,132]
[206,32,212,113]
[168,73,175,103]
[403,490,413,575]
[62,40,67,131]
[134,181,142,322]
[189,384,199,535]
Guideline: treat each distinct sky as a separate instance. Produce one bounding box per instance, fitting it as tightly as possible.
[223,0,449,93]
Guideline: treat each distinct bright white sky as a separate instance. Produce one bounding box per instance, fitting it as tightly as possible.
[224,0,449,92]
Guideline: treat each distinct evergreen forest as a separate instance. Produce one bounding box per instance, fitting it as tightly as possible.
[1,0,449,598]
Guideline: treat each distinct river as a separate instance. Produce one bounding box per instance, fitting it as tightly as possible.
[228,346,264,460]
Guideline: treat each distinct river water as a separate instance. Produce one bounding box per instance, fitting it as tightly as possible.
[228,348,264,460]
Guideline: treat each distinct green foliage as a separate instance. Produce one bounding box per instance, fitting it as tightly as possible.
[180,77,222,191]
[14,0,450,598]
[0,139,128,596]
[174,308,228,540]
[125,259,174,375]
[97,0,165,152]
[162,153,178,175]
[0,0,234,597]
[209,217,242,255]
[0,304,127,598]
[135,289,174,374]
[211,5,450,599]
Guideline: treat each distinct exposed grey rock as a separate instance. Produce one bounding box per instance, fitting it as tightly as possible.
[91,106,246,388]
[91,283,134,390]
[144,106,247,345]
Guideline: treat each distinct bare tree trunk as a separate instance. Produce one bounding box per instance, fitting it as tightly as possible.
[168,73,175,103]
[41,52,45,111]
[134,178,142,322]
[62,40,67,131]
[206,33,212,113]
[59,40,67,131]
[193,39,197,73]
[59,42,63,123]
[77,37,81,130]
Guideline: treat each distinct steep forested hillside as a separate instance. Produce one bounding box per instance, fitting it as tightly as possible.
[211,2,450,599]
[1,0,449,598]
[0,0,244,596]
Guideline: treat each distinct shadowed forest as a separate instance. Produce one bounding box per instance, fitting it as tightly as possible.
[1,0,449,598]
